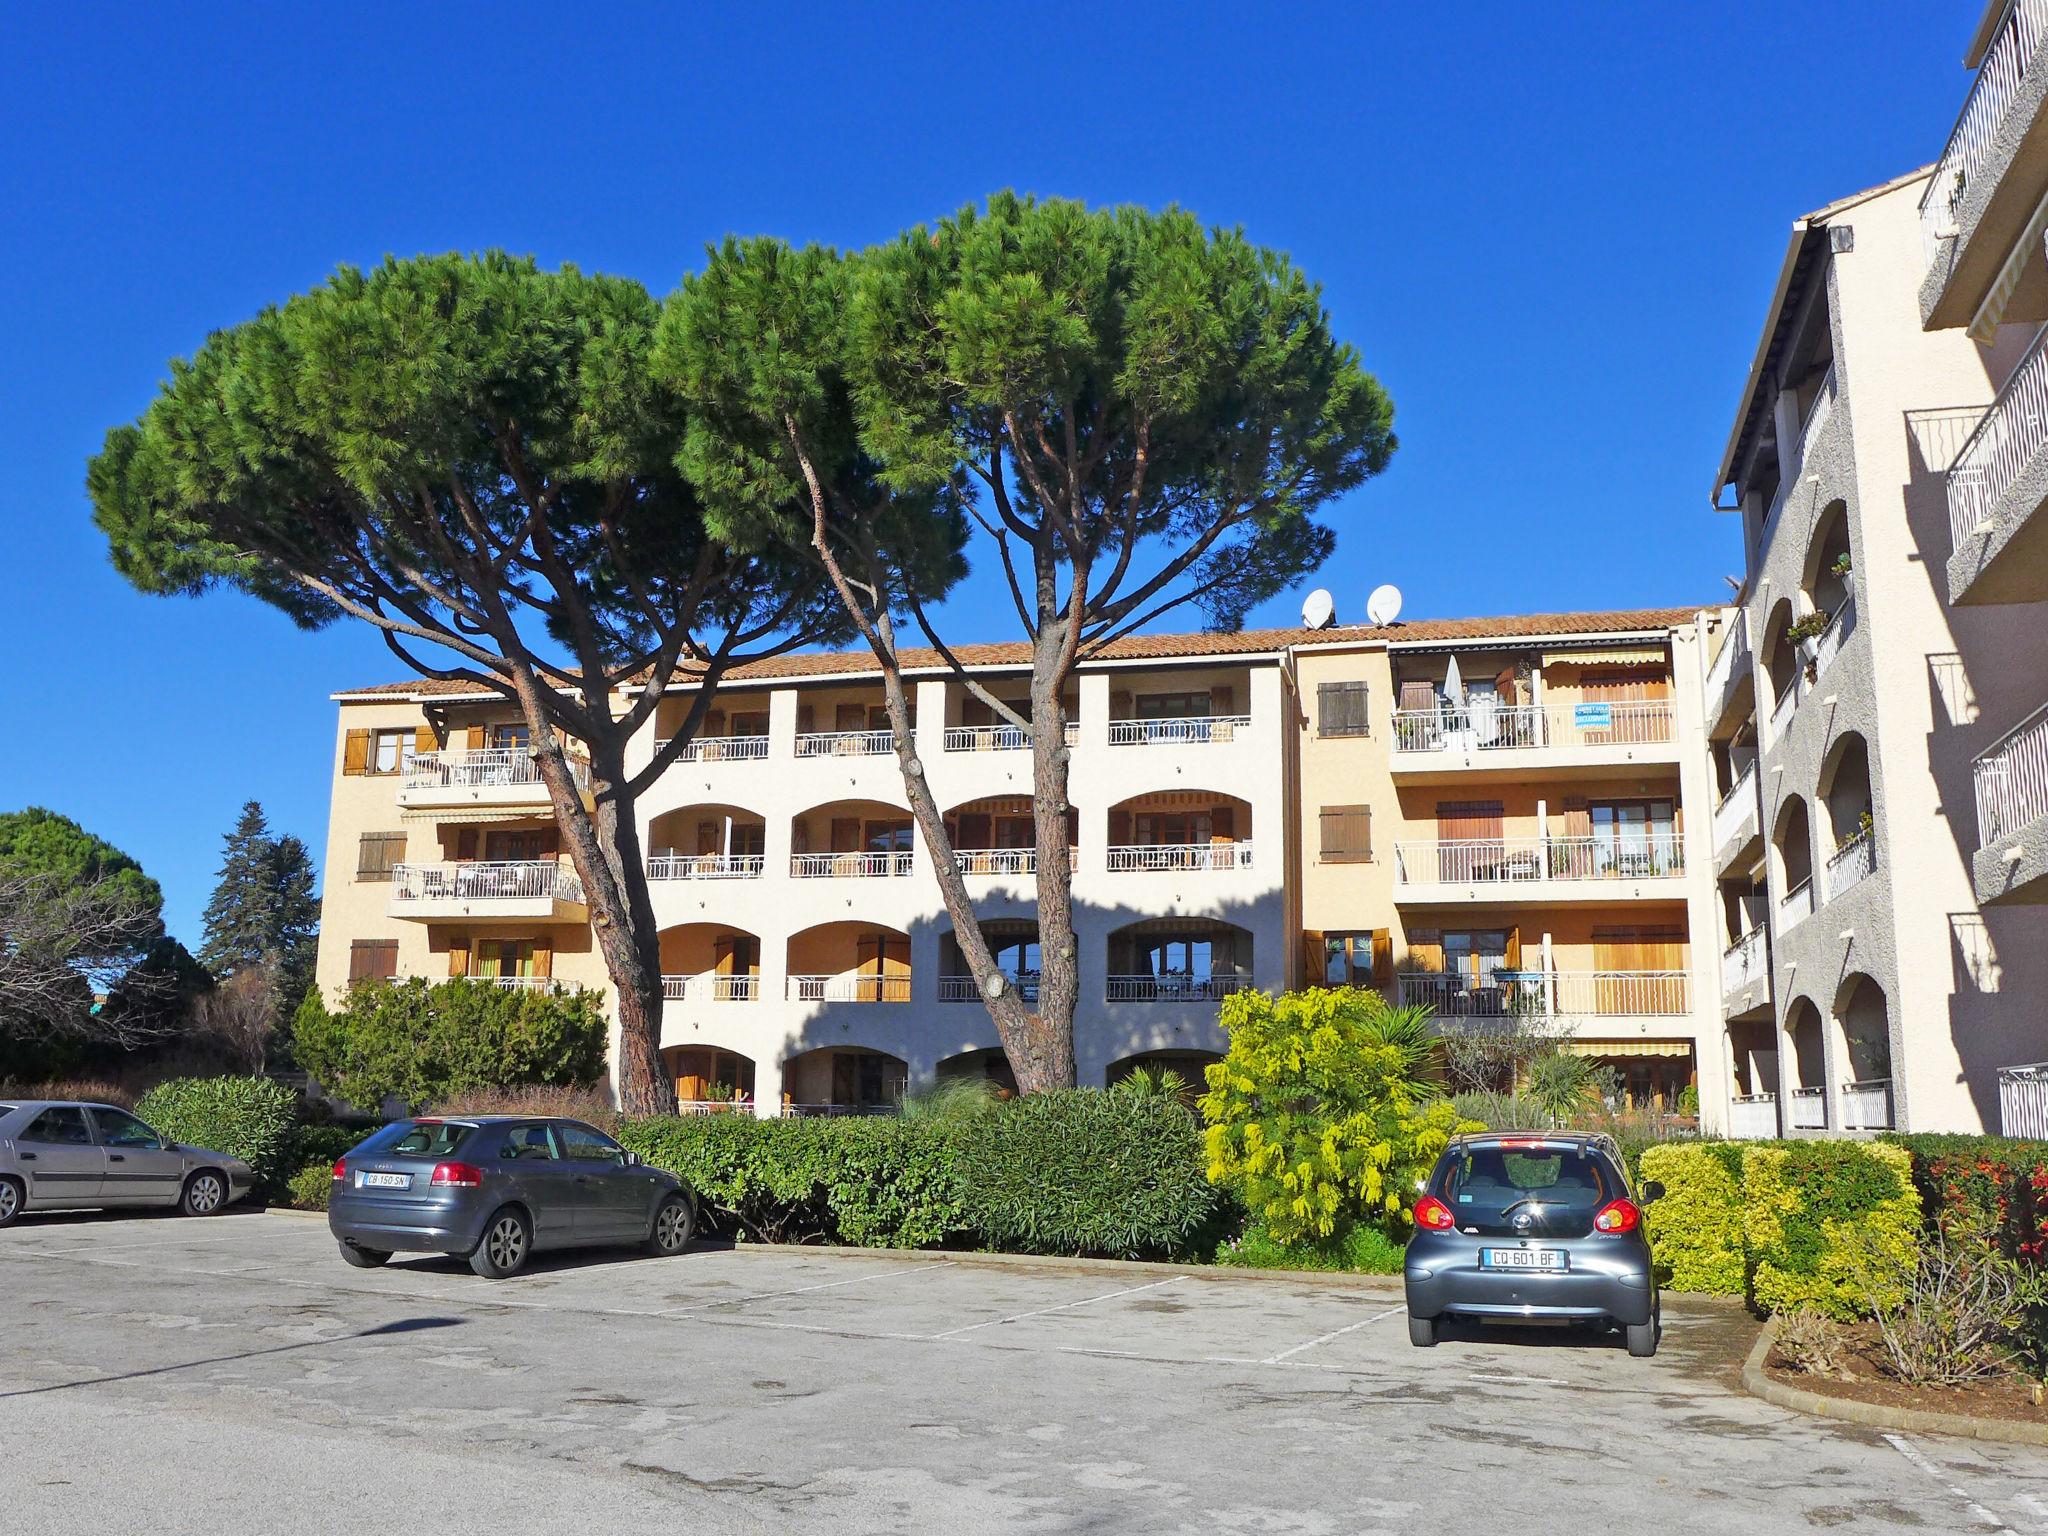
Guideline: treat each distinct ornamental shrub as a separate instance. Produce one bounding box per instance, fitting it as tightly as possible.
[286,1160,333,1211]
[1883,1134,2048,1263]
[1215,1218,1405,1274]
[134,1075,301,1192]
[1640,1142,1748,1295]
[954,1089,1219,1259]
[1744,1140,1920,1319]
[1201,986,1473,1245]
[293,978,607,1114]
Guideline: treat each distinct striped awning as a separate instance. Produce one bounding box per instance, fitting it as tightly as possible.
[1542,646,1667,667]
[1560,1039,1693,1059]
[399,805,550,824]
[1970,184,2048,342]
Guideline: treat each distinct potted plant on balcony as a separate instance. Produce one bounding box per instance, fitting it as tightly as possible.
[1829,552,1852,581]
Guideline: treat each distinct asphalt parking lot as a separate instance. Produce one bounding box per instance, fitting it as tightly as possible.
[5,1209,2048,1533]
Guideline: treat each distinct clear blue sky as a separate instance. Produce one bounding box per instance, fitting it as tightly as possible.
[0,1,1972,945]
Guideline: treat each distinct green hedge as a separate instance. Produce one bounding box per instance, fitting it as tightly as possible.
[1884,1134,2048,1262]
[285,1161,333,1211]
[135,1076,301,1193]
[1640,1143,1747,1295]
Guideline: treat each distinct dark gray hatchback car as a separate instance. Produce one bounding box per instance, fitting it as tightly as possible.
[328,1116,694,1278]
[1404,1131,1664,1357]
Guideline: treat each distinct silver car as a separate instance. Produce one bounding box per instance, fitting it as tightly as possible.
[328,1116,695,1279]
[0,1099,255,1226]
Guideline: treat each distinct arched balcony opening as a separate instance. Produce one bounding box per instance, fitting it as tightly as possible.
[1105,918,1252,1002]
[1785,997,1829,1131]
[939,920,1039,1003]
[1106,1049,1221,1106]
[1805,500,1853,616]
[1772,796,1815,931]
[659,922,762,1003]
[789,800,913,879]
[1105,790,1254,874]
[783,1046,907,1116]
[1818,733,1878,899]
[647,804,767,881]
[661,1045,757,1115]
[786,921,911,1004]
[1727,1020,1779,1136]
[1760,598,1802,733]
[1833,973,1894,1131]
[942,796,1077,877]
[935,1047,1019,1099]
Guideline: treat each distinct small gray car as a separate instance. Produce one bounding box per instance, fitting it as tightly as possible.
[328,1116,695,1279]
[0,1099,255,1226]
[1404,1131,1664,1357]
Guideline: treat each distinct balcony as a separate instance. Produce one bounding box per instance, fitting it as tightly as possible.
[1389,700,1675,770]
[1839,1078,1895,1133]
[654,735,770,764]
[796,728,895,758]
[1999,1061,2048,1136]
[1948,328,2048,603]
[647,853,765,881]
[396,748,588,811]
[1823,828,1878,902]
[1704,622,1753,731]
[942,722,1079,752]
[1107,715,1250,747]
[938,971,1038,1003]
[387,860,586,922]
[1972,700,2048,903]
[1787,1086,1828,1132]
[1811,592,1858,681]
[1392,833,1684,900]
[1105,842,1253,874]
[1395,969,1689,1020]
[1712,765,1759,866]
[661,972,759,1002]
[786,973,911,1003]
[1730,1094,1779,1138]
[1777,877,1814,935]
[1104,973,1249,1003]
[1765,672,1802,750]
[789,851,914,878]
[1721,928,1768,1007]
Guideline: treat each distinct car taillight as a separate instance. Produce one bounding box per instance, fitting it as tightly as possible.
[330,1159,346,1182]
[1593,1199,1641,1234]
[1413,1195,1456,1231]
[430,1161,484,1188]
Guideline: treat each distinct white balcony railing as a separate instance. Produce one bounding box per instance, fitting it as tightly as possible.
[390,861,584,905]
[1778,876,1814,934]
[1999,1061,2048,1137]
[1107,715,1250,747]
[478,974,569,993]
[653,735,771,764]
[1812,592,1857,680]
[1705,620,1751,711]
[1824,828,1878,901]
[1395,969,1688,1018]
[646,853,766,881]
[402,748,591,792]
[1390,700,1674,755]
[786,973,911,1003]
[1766,672,1802,748]
[1105,973,1250,1002]
[1713,764,1758,853]
[1975,699,2048,844]
[1730,1094,1779,1138]
[1105,841,1253,873]
[795,729,895,758]
[1392,833,1684,886]
[941,722,1080,752]
[1952,300,2048,553]
[1919,0,2048,261]
[1722,928,1767,998]
[1840,1078,1895,1132]
[938,971,1039,1003]
[789,851,914,878]
[1787,1086,1828,1131]
[661,972,759,1002]
[956,847,1055,876]
[1797,364,1837,471]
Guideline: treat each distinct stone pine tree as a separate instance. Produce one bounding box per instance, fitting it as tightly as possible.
[90,253,845,1115]
[197,800,319,1025]
[660,196,1395,1090]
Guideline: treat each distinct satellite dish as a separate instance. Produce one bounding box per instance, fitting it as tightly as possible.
[1367,584,1404,626]
[1300,588,1336,629]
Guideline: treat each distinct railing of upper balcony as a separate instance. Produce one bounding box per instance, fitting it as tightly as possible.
[1813,591,1858,680]
[646,853,766,880]
[1106,715,1251,746]
[1777,876,1814,933]
[1713,764,1757,853]
[938,971,1040,1003]
[1395,970,1689,1017]
[1105,973,1250,1002]
[942,722,1080,752]
[1705,620,1751,709]
[1951,325,2048,552]
[1919,0,2048,262]
[1722,927,1767,998]
[1824,827,1879,901]
[1974,699,2048,844]
[786,973,911,1002]
[1766,671,1802,748]
[389,861,584,904]
[402,748,590,791]
[1730,1095,1780,1138]
[1390,700,1673,755]
[652,735,771,763]
[1999,1061,2048,1137]
[1787,1086,1828,1131]
[475,975,569,993]
[795,729,896,758]
[1840,1078,1896,1132]
[1799,364,1837,467]
[661,972,759,1002]
[1105,841,1253,873]
[955,847,1078,876]
[1392,833,1684,885]
[789,851,915,878]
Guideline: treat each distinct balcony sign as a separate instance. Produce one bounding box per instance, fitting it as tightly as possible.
[1573,702,1613,730]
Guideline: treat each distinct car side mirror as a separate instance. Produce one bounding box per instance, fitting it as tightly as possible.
[624,1151,641,1166]
[1641,1180,1666,1204]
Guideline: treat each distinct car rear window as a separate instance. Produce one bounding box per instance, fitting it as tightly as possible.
[365,1120,474,1158]
[1438,1144,1614,1222]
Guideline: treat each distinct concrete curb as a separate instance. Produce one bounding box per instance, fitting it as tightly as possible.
[1741,1316,2048,1446]
[714,1237,1408,1292]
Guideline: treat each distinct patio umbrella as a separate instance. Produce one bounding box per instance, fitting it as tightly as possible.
[1442,653,1466,714]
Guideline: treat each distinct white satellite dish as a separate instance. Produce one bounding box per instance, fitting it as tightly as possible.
[1300,588,1336,629]
[1367,583,1404,626]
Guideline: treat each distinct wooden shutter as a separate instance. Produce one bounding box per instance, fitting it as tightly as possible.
[958,813,992,849]
[1319,806,1371,862]
[830,817,860,853]
[413,724,437,755]
[797,703,815,733]
[540,828,559,857]
[1108,809,1133,845]
[348,939,396,982]
[455,827,479,861]
[342,728,372,775]
[1398,680,1436,712]
[836,702,866,731]
[1406,926,1443,973]
[532,941,553,979]
[1494,667,1519,706]
[1211,685,1234,715]
[1210,805,1236,842]
[1372,929,1394,986]
[1436,801,1504,840]
[356,832,403,881]
[447,937,470,977]
[961,696,990,727]
[1505,926,1523,971]
[466,725,487,750]
[1318,681,1370,737]
[704,709,725,737]
[1302,929,1327,987]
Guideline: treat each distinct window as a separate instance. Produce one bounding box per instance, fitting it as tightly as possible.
[556,1122,625,1165]
[370,728,410,775]
[476,939,538,979]
[1317,680,1371,737]
[864,819,914,853]
[1136,811,1213,846]
[496,1124,557,1162]
[22,1107,92,1145]
[383,1121,473,1158]
[1318,806,1372,862]
[1135,691,1211,719]
[489,723,532,751]
[348,940,398,983]
[91,1107,162,1148]
[356,832,406,882]
[1323,932,1382,987]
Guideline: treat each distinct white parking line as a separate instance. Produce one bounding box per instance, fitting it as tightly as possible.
[1884,1434,2016,1532]
[659,1260,951,1315]
[928,1275,1184,1339]
[1261,1303,1405,1363]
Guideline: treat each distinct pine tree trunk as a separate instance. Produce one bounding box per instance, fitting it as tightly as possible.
[1029,656,1079,1089]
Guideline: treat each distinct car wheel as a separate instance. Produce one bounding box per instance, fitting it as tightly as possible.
[645,1193,695,1257]
[1627,1298,1661,1358]
[0,1176,21,1228]
[1407,1312,1438,1348]
[180,1170,228,1217]
[338,1242,391,1269]
[469,1207,532,1279]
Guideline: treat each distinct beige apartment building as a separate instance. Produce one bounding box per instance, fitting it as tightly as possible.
[1707,3,2048,1138]
[312,607,1737,1122]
